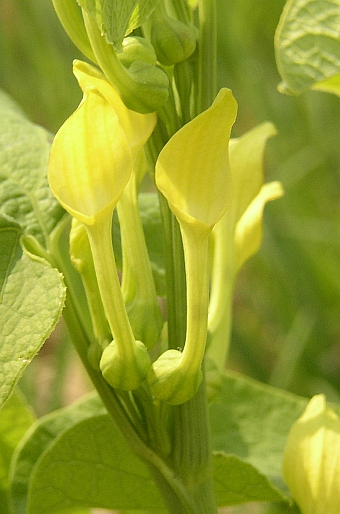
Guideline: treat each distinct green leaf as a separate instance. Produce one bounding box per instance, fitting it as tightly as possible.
[275,0,340,95]
[0,215,66,408]
[12,372,310,512]
[313,70,340,95]
[78,0,160,45]
[0,391,34,514]
[0,90,64,247]
[210,371,308,497]
[25,415,164,513]
[10,393,105,514]
[213,453,285,506]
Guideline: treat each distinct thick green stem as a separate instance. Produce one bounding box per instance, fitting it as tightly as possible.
[172,370,218,513]
[158,193,187,351]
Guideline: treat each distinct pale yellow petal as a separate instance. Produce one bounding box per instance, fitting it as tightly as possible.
[73,60,157,155]
[234,181,284,271]
[229,122,276,224]
[156,88,237,232]
[48,89,132,225]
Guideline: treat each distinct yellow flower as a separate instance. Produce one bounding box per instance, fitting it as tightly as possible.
[48,81,151,390]
[148,89,237,404]
[283,394,340,514]
[48,87,132,225]
[207,123,283,373]
[72,61,162,350]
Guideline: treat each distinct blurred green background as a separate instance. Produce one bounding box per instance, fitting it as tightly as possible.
[1,0,339,512]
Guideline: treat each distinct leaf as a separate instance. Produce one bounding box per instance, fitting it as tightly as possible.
[275,0,340,95]
[10,393,105,514]
[11,372,311,512]
[213,453,285,506]
[0,215,66,408]
[313,70,340,95]
[25,416,164,513]
[0,391,34,514]
[78,0,160,45]
[0,90,64,248]
[210,371,308,496]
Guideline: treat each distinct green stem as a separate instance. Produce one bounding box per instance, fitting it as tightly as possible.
[197,0,217,112]
[158,193,187,351]
[172,370,217,513]
[52,0,96,62]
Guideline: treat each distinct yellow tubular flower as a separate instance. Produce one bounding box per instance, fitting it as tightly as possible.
[149,89,238,404]
[283,395,340,514]
[48,87,151,390]
[207,123,284,375]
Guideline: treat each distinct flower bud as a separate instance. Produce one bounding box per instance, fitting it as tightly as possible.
[147,350,202,405]
[118,36,157,69]
[282,394,340,513]
[148,6,197,66]
[100,340,151,391]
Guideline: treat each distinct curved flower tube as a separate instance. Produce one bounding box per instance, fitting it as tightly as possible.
[82,10,169,114]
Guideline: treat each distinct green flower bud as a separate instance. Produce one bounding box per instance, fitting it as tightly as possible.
[100,340,151,391]
[283,395,340,513]
[118,36,157,69]
[147,350,202,405]
[148,5,197,66]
